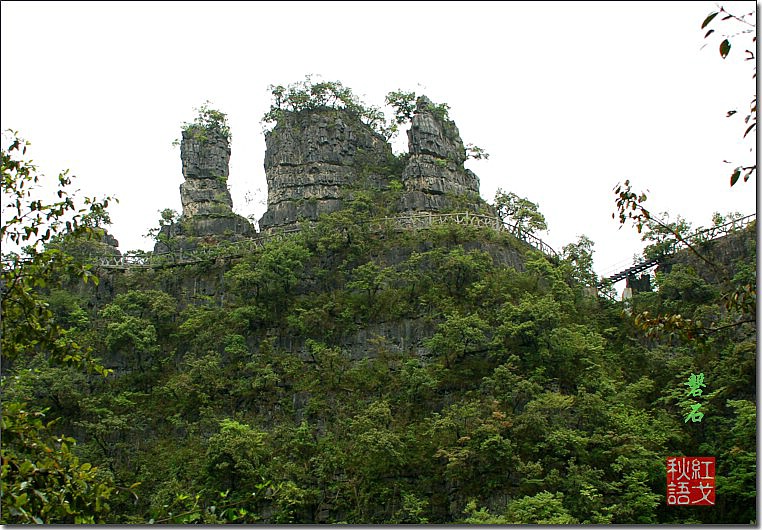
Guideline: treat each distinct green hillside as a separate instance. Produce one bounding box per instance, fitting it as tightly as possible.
[1,85,756,524]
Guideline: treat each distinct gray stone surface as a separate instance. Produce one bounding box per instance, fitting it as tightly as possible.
[400,96,482,212]
[179,127,236,219]
[657,223,756,285]
[101,230,121,253]
[270,236,527,361]
[153,126,253,253]
[407,96,467,162]
[258,97,492,230]
[259,109,394,232]
[181,127,230,180]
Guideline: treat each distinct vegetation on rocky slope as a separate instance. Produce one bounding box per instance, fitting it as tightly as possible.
[1,127,755,523]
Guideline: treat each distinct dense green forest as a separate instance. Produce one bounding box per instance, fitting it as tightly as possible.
[1,8,757,518]
[1,122,756,523]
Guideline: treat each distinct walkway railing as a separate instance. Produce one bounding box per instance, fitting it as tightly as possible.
[367,211,558,258]
[4,212,753,278]
[2,211,559,272]
[598,213,756,288]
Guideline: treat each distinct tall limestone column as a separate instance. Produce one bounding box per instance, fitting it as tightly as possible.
[399,96,483,212]
[153,125,252,253]
[177,126,253,237]
[179,126,235,219]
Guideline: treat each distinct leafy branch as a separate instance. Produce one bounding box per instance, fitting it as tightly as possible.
[175,101,231,145]
[612,179,721,275]
[149,483,271,524]
[701,5,756,186]
[262,75,391,139]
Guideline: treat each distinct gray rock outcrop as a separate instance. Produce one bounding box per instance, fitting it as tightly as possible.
[178,127,252,236]
[153,126,252,253]
[179,126,233,217]
[258,108,395,232]
[399,96,483,212]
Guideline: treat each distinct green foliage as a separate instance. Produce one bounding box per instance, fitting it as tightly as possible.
[465,143,490,160]
[493,188,547,235]
[2,72,756,525]
[421,98,451,122]
[612,145,756,524]
[1,131,111,254]
[386,90,491,158]
[394,492,430,523]
[1,134,111,373]
[504,491,579,524]
[179,101,231,143]
[206,419,267,492]
[263,75,390,138]
[461,491,579,524]
[6,215,752,523]
[224,237,311,317]
[346,261,396,317]
[460,499,509,524]
[640,212,692,260]
[1,403,117,523]
[715,399,756,502]
[146,207,179,240]
[701,5,756,187]
[561,234,597,286]
[425,311,488,368]
[385,89,417,125]
[386,91,451,122]
[1,132,120,523]
[612,180,724,276]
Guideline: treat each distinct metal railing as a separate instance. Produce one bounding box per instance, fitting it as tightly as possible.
[598,213,756,287]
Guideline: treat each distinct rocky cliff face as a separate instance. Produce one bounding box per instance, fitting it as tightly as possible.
[179,126,234,218]
[258,109,394,232]
[157,96,491,241]
[154,127,252,252]
[178,126,252,236]
[399,96,483,213]
[258,97,490,232]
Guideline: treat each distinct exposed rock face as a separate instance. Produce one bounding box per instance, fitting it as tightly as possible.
[153,126,252,253]
[259,109,394,232]
[258,99,490,231]
[399,96,482,212]
[179,127,232,216]
[100,229,121,256]
[58,227,121,258]
[269,237,526,361]
[178,127,252,236]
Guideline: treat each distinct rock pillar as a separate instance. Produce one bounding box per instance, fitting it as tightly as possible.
[399,96,482,212]
[259,108,394,232]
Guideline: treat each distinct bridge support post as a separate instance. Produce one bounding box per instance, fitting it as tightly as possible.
[626,273,652,294]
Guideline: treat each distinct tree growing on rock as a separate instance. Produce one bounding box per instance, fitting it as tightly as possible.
[493,188,547,236]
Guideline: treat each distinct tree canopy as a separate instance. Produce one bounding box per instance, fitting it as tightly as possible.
[0,8,755,522]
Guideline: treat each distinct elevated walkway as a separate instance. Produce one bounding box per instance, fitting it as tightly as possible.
[598,213,755,288]
[2,212,558,272]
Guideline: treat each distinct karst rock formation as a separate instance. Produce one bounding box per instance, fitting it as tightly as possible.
[154,126,253,253]
[157,95,490,248]
[398,95,482,213]
[258,107,394,232]
[259,95,488,232]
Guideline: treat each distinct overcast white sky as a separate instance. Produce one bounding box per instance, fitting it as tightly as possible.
[1,1,757,283]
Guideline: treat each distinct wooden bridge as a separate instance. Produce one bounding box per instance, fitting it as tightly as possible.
[598,213,756,288]
[3,211,559,272]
